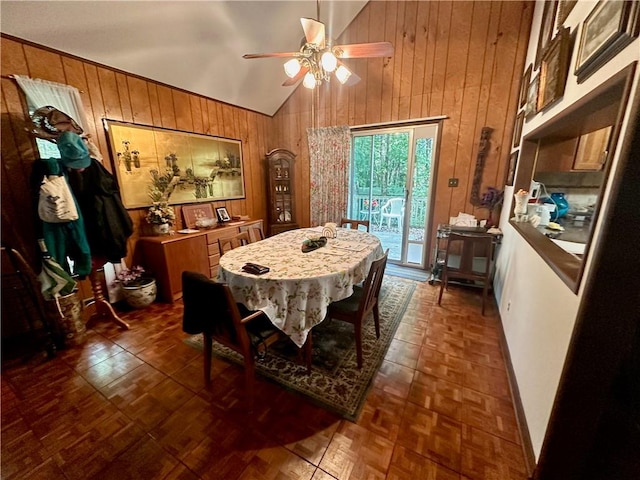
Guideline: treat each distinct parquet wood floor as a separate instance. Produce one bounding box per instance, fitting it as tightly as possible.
[1,279,528,479]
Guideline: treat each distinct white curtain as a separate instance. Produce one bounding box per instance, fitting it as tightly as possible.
[307,126,351,226]
[14,75,88,129]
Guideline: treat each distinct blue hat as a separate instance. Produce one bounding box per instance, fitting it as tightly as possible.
[57,131,91,169]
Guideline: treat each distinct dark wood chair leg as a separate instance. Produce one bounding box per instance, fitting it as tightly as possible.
[482,283,489,316]
[355,322,363,369]
[373,303,381,338]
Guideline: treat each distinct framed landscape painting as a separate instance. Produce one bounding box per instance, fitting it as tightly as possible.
[575,0,640,83]
[104,119,245,208]
[538,28,572,111]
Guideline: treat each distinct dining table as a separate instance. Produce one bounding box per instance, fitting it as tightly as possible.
[216,227,384,347]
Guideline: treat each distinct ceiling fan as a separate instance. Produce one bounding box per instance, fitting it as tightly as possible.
[243,16,393,89]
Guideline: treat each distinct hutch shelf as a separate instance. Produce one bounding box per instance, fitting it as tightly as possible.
[266,148,298,236]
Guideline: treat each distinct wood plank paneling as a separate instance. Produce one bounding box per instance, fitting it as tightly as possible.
[1,0,531,282]
[128,77,153,126]
[272,0,531,242]
[1,35,273,279]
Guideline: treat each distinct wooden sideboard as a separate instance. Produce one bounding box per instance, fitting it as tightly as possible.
[138,219,263,303]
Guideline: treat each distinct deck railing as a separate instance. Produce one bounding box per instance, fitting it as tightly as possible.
[349,195,428,228]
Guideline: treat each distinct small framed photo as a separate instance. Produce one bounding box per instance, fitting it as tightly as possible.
[538,27,572,112]
[512,112,524,149]
[216,206,231,223]
[519,64,532,109]
[506,151,519,186]
[575,1,640,83]
[525,73,540,119]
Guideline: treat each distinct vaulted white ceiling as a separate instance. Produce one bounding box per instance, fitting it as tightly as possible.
[1,0,368,116]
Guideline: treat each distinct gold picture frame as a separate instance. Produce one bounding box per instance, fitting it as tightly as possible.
[104,119,245,208]
[538,27,572,112]
[506,151,519,186]
[575,1,640,83]
[512,112,524,149]
[535,0,558,68]
[519,64,532,109]
[525,73,540,119]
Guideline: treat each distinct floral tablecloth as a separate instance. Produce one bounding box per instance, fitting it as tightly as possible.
[217,227,384,347]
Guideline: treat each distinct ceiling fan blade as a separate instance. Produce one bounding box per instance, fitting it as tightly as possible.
[282,66,310,87]
[301,17,325,47]
[243,52,299,59]
[335,42,394,59]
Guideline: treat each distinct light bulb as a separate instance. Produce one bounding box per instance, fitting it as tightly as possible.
[335,65,352,84]
[283,58,301,78]
[303,72,316,89]
[320,51,337,72]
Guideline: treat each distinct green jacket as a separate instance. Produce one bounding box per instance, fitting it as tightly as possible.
[39,158,92,276]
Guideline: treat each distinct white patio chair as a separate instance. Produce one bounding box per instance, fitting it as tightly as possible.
[379,198,405,229]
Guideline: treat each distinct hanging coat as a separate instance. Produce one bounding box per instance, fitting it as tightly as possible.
[67,158,133,263]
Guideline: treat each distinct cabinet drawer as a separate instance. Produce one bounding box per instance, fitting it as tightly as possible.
[206,230,229,244]
[208,253,220,268]
[207,243,220,256]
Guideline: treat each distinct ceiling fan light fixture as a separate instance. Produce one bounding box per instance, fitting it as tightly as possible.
[335,64,352,84]
[303,71,317,89]
[320,51,337,72]
[284,58,301,78]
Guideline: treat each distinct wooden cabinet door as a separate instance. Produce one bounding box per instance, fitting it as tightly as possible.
[573,126,612,171]
[266,149,298,235]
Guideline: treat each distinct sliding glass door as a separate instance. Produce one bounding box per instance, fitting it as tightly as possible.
[349,124,438,268]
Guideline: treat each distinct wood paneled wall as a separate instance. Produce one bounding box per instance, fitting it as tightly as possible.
[1,0,532,272]
[1,35,274,270]
[273,0,533,239]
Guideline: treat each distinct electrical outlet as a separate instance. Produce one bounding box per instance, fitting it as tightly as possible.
[448,178,459,187]
[507,300,511,311]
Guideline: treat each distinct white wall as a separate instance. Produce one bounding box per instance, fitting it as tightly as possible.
[494,0,640,459]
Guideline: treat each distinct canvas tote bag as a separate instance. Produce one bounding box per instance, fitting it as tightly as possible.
[38,174,79,223]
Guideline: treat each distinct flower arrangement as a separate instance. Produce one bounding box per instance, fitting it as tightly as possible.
[363,199,379,208]
[480,187,504,211]
[146,202,176,225]
[113,266,151,287]
[480,187,504,225]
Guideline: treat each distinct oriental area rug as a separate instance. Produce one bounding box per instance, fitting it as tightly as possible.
[184,276,415,421]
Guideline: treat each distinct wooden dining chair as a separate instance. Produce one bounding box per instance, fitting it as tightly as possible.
[181,271,281,410]
[437,232,494,315]
[340,218,370,232]
[325,249,389,368]
[218,231,250,254]
[248,226,265,242]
